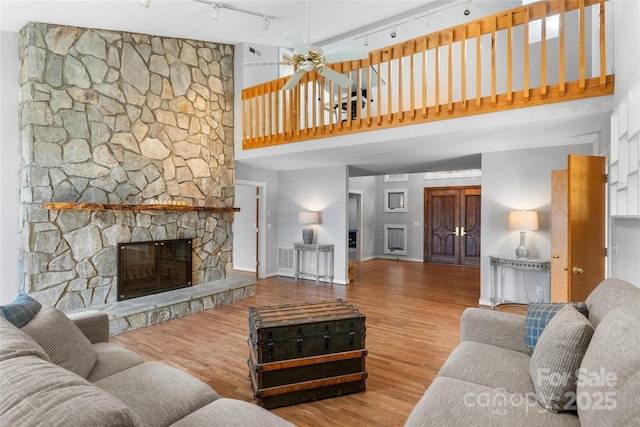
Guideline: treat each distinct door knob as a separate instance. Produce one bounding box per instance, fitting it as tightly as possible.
[552,253,560,259]
[572,266,584,274]
[451,227,459,236]
[460,227,466,236]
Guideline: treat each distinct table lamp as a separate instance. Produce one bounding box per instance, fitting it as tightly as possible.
[298,211,319,244]
[508,210,539,258]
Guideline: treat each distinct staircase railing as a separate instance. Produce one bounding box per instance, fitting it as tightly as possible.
[242,0,613,149]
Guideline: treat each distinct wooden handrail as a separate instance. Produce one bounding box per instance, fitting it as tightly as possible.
[242,0,613,149]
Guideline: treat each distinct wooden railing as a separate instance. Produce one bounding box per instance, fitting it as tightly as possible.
[242,0,613,149]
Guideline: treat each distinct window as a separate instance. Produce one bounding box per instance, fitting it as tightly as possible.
[384,189,408,212]
[384,224,407,255]
[523,0,559,44]
[384,174,408,182]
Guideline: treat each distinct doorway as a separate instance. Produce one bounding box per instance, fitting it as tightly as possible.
[348,191,363,263]
[424,186,481,266]
[234,180,268,278]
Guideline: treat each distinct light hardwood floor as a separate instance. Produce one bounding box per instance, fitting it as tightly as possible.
[111,259,480,426]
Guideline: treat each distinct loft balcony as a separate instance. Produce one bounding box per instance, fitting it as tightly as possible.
[241,0,614,150]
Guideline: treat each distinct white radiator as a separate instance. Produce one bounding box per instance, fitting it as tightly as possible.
[384,224,408,255]
[278,247,294,270]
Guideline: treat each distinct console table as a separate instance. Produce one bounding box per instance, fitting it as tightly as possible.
[489,256,551,308]
[293,243,334,285]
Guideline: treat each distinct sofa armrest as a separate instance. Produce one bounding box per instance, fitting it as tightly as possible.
[460,308,529,354]
[67,310,110,344]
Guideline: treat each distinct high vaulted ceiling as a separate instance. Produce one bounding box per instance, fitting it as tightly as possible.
[2,1,615,176]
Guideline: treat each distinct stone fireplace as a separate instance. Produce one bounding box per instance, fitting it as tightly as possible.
[18,22,236,313]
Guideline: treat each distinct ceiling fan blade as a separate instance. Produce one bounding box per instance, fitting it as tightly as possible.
[284,31,309,53]
[244,61,292,67]
[316,66,353,88]
[282,70,306,91]
[324,49,369,64]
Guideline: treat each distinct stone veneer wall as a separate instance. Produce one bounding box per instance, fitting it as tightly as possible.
[17,22,235,311]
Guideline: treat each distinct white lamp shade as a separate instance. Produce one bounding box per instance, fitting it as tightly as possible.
[298,211,319,224]
[508,210,539,231]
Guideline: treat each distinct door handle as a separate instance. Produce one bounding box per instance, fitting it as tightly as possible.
[460,227,466,236]
[572,266,584,274]
[552,253,560,259]
[452,227,459,236]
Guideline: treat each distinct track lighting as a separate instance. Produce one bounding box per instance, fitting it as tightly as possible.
[139,0,150,7]
[211,3,222,20]
[464,2,470,16]
[263,17,271,31]
[390,27,397,38]
[364,36,369,47]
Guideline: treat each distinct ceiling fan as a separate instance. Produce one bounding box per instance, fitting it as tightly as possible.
[244,1,368,91]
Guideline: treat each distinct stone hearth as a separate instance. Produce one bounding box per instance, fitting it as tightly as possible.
[80,276,256,335]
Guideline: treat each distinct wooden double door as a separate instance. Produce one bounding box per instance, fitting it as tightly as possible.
[425,187,481,266]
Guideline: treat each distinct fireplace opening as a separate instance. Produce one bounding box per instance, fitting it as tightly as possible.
[117,238,192,301]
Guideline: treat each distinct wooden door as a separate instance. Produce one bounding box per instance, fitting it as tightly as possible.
[425,187,481,266]
[551,155,606,302]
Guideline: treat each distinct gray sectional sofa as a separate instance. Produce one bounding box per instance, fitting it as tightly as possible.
[0,307,295,427]
[405,278,640,426]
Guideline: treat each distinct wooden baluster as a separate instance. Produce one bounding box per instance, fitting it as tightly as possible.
[435,34,440,116]
[507,12,513,105]
[559,0,566,95]
[260,85,266,143]
[366,57,372,127]
[461,26,467,111]
[398,44,404,122]
[422,35,428,118]
[294,83,300,138]
[387,49,393,124]
[242,94,248,145]
[448,30,453,113]
[249,89,255,144]
[541,2,547,99]
[337,63,344,132]
[579,0,586,93]
[357,60,363,128]
[346,64,352,130]
[319,75,325,134]
[476,21,482,109]
[410,40,416,120]
[329,77,334,133]
[377,51,382,126]
[303,75,309,137]
[524,7,530,101]
[599,0,606,88]
[312,71,317,136]
[275,83,280,139]
[491,17,497,107]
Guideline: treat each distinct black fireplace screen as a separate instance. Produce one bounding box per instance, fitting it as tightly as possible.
[117,238,192,301]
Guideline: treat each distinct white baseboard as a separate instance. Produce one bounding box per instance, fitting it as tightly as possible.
[478,299,492,307]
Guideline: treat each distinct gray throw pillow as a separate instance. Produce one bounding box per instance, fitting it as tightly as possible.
[21,307,98,378]
[529,304,594,413]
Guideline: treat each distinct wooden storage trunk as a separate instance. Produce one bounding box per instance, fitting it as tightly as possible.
[248,299,367,409]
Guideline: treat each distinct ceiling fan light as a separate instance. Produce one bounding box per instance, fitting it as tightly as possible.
[211,4,222,21]
[301,61,314,72]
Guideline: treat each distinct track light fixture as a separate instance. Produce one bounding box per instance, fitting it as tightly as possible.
[390,28,397,38]
[364,36,369,47]
[211,3,222,20]
[464,2,471,16]
[263,16,271,31]
[139,0,150,7]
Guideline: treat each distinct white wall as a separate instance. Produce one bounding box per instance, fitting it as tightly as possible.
[0,31,20,304]
[480,143,592,305]
[278,166,349,284]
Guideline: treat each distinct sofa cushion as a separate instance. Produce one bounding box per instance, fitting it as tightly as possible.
[525,302,588,353]
[86,342,147,383]
[585,278,640,328]
[21,307,98,378]
[95,361,219,427]
[0,294,42,328]
[529,305,594,413]
[0,355,142,427]
[577,303,640,426]
[0,317,50,363]
[404,376,580,427]
[171,398,296,427]
[438,341,534,395]
[614,370,640,426]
